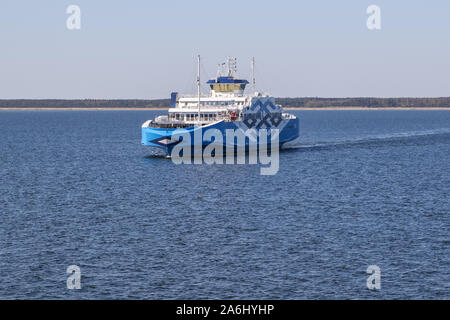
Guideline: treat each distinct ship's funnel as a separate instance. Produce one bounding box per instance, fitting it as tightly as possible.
[170,92,178,108]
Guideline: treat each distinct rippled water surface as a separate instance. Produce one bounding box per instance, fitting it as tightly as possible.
[0,110,449,299]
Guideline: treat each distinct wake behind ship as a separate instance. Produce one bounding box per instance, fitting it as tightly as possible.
[141,57,299,155]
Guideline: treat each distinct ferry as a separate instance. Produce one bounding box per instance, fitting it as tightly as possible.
[141,56,299,155]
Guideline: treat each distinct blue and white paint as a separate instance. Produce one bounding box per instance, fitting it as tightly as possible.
[141,57,300,155]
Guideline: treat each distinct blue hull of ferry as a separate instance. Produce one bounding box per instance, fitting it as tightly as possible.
[141,119,299,155]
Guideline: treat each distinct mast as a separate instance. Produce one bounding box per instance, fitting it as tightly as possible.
[226,57,237,77]
[197,54,201,125]
[251,57,256,93]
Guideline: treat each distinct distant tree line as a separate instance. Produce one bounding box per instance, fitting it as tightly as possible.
[277,97,450,108]
[2,97,450,108]
[0,99,169,108]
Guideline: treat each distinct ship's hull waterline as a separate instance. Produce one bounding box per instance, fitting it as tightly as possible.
[142,118,300,155]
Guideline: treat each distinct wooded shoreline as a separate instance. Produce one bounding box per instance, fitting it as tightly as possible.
[2,98,450,109]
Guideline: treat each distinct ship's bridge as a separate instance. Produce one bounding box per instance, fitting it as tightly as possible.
[207,76,249,96]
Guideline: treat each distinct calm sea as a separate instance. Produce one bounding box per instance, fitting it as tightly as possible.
[0,110,449,299]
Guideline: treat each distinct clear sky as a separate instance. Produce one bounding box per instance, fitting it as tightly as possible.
[1,0,450,99]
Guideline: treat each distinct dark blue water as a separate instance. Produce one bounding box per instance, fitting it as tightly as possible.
[0,110,449,299]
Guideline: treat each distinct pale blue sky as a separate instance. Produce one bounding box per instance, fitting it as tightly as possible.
[1,0,450,99]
